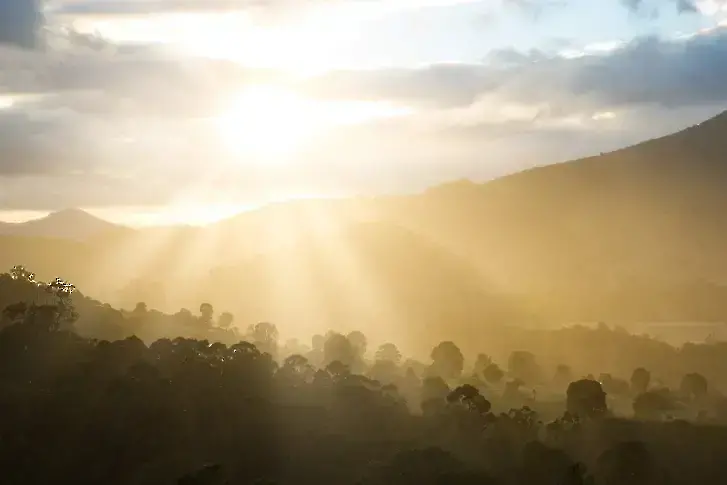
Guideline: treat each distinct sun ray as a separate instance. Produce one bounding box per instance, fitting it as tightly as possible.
[283,200,406,348]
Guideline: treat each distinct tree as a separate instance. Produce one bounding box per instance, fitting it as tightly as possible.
[421,376,451,415]
[45,277,78,330]
[323,333,356,368]
[553,364,572,388]
[503,378,525,401]
[508,351,542,384]
[199,303,214,327]
[2,302,28,326]
[311,334,325,351]
[325,360,350,380]
[10,265,35,283]
[447,384,491,414]
[370,359,399,385]
[430,341,464,381]
[600,374,630,397]
[347,330,367,356]
[630,367,651,395]
[375,343,402,364]
[246,321,279,357]
[483,363,505,384]
[133,302,148,315]
[279,354,314,384]
[218,312,234,330]
[473,353,493,375]
[596,441,659,485]
[680,372,708,400]
[566,379,607,418]
[633,389,676,420]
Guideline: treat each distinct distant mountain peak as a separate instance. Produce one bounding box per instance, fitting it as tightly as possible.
[0,208,121,241]
[44,208,98,221]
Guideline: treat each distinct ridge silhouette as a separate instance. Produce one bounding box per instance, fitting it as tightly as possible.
[1,111,727,348]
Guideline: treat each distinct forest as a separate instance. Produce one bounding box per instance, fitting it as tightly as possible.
[3,265,727,485]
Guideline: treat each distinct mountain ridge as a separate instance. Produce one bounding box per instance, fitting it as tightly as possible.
[0,208,125,241]
[1,110,727,346]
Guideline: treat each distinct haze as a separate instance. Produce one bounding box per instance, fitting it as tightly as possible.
[0,0,725,224]
[6,2,727,485]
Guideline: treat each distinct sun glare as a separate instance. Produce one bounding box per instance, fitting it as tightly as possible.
[215,85,412,161]
[216,86,313,159]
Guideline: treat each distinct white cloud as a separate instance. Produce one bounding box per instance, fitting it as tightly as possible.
[2,5,727,211]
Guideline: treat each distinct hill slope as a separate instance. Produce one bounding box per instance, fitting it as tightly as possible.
[3,111,727,346]
[0,209,125,241]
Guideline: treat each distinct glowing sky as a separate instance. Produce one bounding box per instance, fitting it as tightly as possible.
[1,0,727,225]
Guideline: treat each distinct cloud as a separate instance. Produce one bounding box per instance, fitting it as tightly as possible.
[0,0,44,49]
[506,0,720,17]
[50,0,339,16]
[2,20,727,211]
[0,42,281,116]
[620,0,700,14]
[304,26,727,115]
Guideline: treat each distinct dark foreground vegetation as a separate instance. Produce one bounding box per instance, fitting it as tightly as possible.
[4,266,727,485]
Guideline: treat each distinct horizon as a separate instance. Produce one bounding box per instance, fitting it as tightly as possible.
[0,102,722,228]
[1,1,727,224]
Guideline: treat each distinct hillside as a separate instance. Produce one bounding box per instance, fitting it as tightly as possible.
[382,111,727,297]
[0,209,125,241]
[2,111,727,346]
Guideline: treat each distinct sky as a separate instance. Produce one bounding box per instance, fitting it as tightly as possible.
[1,0,727,225]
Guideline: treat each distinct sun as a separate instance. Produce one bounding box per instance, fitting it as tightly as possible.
[215,86,316,160]
[215,85,414,162]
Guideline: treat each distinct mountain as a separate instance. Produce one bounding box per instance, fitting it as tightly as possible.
[0,209,125,241]
[3,111,727,349]
[211,110,727,320]
[369,110,727,319]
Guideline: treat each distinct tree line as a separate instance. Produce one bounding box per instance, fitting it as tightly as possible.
[3,266,727,484]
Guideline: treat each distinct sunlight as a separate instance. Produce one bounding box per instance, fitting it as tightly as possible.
[215,85,413,161]
[216,86,313,159]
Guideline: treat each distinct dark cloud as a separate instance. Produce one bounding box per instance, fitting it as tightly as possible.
[0,0,43,49]
[508,0,702,16]
[0,43,282,117]
[304,27,727,114]
[620,0,703,15]
[676,0,698,13]
[546,30,727,109]
[52,0,334,16]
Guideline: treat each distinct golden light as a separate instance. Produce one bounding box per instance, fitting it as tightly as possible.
[216,86,313,159]
[215,85,413,162]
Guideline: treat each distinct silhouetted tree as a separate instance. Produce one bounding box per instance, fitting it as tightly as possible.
[447,384,491,413]
[680,372,708,400]
[430,341,464,381]
[218,312,234,329]
[566,379,607,418]
[596,441,660,485]
[375,342,402,364]
[248,321,279,356]
[630,367,651,395]
[474,353,493,375]
[199,302,214,327]
[633,389,677,420]
[323,332,356,368]
[483,363,505,384]
[133,302,148,315]
[508,350,542,384]
[347,330,367,356]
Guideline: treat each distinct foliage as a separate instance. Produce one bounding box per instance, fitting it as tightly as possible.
[2,267,727,485]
